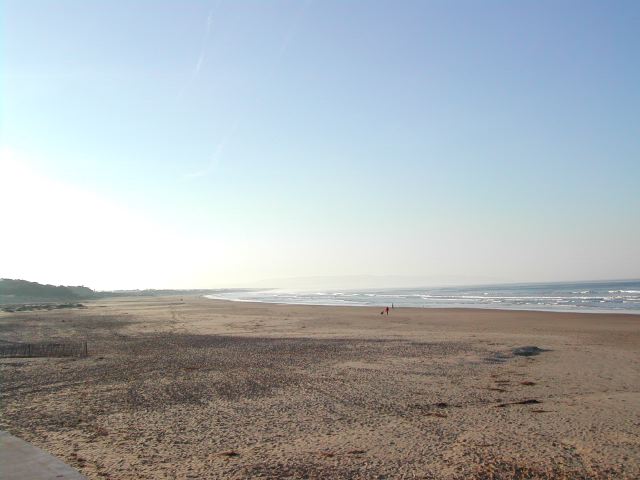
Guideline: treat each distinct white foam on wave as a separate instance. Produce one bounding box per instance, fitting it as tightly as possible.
[203,281,640,313]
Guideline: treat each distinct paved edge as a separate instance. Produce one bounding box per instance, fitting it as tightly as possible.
[0,431,87,479]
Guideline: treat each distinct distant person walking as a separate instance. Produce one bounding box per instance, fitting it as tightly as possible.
[385,306,389,315]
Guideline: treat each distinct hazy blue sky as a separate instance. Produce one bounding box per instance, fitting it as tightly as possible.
[1,0,639,289]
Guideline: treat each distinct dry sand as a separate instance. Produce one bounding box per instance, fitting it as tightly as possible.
[1,296,639,479]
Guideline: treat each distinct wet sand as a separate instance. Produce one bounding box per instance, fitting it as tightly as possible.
[1,296,638,479]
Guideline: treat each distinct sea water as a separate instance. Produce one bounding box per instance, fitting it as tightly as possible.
[205,279,640,313]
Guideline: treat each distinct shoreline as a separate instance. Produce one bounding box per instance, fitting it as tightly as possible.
[203,294,640,315]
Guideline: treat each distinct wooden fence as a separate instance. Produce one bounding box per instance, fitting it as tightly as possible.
[0,341,88,358]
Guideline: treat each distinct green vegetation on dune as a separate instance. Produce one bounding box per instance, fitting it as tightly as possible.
[0,278,220,305]
[0,279,99,304]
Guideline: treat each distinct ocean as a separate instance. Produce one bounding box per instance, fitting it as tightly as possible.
[205,279,640,313]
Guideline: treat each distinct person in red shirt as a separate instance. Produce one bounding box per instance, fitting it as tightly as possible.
[385,306,389,315]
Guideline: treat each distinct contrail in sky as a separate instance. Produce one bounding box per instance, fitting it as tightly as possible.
[177,5,218,99]
[183,0,313,180]
[182,118,241,179]
[194,10,214,76]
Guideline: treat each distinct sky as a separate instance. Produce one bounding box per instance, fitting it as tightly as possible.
[1,0,639,290]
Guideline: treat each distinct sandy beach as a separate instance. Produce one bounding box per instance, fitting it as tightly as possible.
[1,296,638,479]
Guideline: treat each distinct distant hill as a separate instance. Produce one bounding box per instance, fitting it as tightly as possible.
[0,279,101,304]
[109,288,218,297]
[0,279,221,304]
